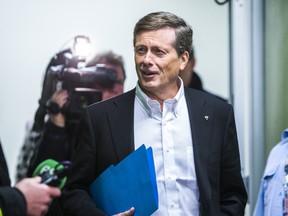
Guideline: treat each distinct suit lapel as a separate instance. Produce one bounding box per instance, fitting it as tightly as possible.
[185,88,213,201]
[106,89,136,161]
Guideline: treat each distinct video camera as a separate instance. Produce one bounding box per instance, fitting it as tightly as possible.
[43,63,117,115]
[32,36,117,131]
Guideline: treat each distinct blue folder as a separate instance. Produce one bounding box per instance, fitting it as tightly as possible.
[89,144,158,216]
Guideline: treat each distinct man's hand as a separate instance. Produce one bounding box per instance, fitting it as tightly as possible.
[113,207,135,216]
[49,89,69,127]
[15,176,61,216]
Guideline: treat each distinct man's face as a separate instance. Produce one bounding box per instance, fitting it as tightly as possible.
[101,64,124,100]
[134,28,188,99]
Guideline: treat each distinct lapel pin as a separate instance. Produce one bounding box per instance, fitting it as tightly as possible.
[204,116,209,120]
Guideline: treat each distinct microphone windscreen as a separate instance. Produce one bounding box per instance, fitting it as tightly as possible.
[32,159,67,189]
[32,159,58,176]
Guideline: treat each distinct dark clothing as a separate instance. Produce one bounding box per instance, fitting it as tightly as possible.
[27,120,73,216]
[0,141,27,216]
[16,120,72,216]
[61,88,247,216]
[190,71,228,102]
[27,120,71,177]
[190,71,205,91]
[0,142,10,187]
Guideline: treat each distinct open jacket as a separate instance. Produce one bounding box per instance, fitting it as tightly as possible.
[61,87,247,216]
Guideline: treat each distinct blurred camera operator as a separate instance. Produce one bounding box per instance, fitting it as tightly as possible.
[15,50,126,216]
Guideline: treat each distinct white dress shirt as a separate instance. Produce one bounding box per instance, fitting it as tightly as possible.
[134,77,200,215]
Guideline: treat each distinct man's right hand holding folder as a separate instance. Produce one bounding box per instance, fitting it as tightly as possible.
[113,207,135,216]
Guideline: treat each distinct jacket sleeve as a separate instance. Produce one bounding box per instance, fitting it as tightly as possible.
[60,109,107,216]
[0,187,27,216]
[219,106,248,215]
[1,141,27,216]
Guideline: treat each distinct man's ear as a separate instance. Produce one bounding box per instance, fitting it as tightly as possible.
[179,51,189,71]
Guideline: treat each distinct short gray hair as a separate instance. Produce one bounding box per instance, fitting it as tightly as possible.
[133,11,193,57]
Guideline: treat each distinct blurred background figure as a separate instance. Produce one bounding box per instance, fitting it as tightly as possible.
[179,46,227,102]
[85,50,126,100]
[253,128,288,216]
[15,35,126,216]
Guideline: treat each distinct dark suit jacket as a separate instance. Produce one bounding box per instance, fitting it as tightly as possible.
[61,87,247,216]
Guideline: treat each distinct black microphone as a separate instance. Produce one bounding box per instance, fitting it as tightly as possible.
[32,159,71,189]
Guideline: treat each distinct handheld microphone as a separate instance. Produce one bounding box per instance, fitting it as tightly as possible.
[32,159,71,189]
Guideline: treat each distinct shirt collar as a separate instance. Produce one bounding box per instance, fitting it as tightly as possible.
[135,77,185,118]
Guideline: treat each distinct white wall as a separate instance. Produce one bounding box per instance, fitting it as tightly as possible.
[0,0,229,183]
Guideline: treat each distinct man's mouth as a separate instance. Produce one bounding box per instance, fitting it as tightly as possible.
[142,70,158,78]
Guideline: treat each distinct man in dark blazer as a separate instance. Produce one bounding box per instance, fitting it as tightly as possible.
[61,11,247,216]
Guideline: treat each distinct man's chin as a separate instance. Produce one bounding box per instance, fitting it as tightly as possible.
[139,81,158,92]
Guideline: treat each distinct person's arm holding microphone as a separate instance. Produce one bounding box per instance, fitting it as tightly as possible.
[0,140,61,216]
[14,176,61,216]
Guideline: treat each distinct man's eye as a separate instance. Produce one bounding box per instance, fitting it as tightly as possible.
[154,49,165,56]
[135,47,146,54]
